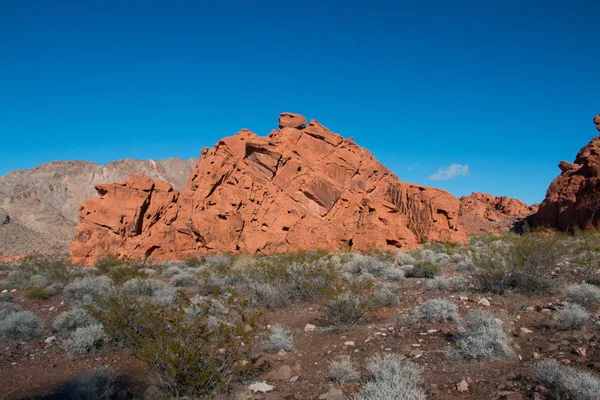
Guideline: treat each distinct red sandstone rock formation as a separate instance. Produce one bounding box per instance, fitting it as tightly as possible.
[71,113,467,265]
[459,192,538,234]
[532,114,600,230]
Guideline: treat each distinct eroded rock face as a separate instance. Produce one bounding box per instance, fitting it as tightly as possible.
[71,113,467,265]
[459,192,538,234]
[532,114,600,230]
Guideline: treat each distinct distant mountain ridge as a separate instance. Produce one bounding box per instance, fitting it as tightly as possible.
[0,158,197,256]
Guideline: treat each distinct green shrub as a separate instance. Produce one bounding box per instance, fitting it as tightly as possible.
[104,264,146,285]
[24,287,49,300]
[90,293,264,396]
[405,260,440,278]
[325,293,370,330]
[471,234,561,293]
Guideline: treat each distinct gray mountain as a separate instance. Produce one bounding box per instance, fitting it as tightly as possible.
[0,158,197,256]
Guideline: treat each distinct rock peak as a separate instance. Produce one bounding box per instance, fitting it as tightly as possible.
[594,114,600,132]
[279,112,306,129]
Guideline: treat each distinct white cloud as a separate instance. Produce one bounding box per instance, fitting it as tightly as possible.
[428,163,470,181]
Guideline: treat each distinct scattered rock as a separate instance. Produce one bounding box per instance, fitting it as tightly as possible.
[478,297,491,306]
[304,324,316,333]
[457,379,470,392]
[44,336,56,345]
[249,382,275,393]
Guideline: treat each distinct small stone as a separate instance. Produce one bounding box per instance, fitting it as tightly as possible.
[277,349,287,356]
[519,327,533,336]
[318,387,345,400]
[457,379,469,392]
[249,382,275,393]
[44,336,56,345]
[10,289,17,293]
[48,306,55,312]
[1,289,7,293]
[343,341,355,347]
[575,347,587,357]
[478,297,490,306]
[289,375,299,382]
[304,324,316,333]
[409,349,423,359]
[267,365,294,381]
[427,329,437,334]
[459,296,469,301]
[532,352,541,360]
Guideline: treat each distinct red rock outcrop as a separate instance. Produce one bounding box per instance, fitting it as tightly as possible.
[532,114,600,230]
[71,113,467,265]
[459,192,538,234]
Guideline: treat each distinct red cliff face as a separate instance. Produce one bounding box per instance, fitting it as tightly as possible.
[71,113,467,265]
[532,114,600,231]
[459,192,538,235]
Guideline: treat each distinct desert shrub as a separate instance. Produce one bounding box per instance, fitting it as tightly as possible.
[263,325,294,353]
[451,310,513,361]
[405,260,440,278]
[413,298,459,323]
[45,283,64,296]
[533,359,600,400]
[471,234,562,293]
[68,266,99,278]
[63,276,114,304]
[28,274,49,288]
[91,293,264,396]
[24,286,49,300]
[344,254,391,277]
[426,276,448,291]
[563,283,600,309]
[171,272,197,287]
[104,264,146,285]
[121,278,167,296]
[447,275,470,291]
[47,368,117,400]
[383,267,405,281]
[2,254,70,290]
[329,356,360,385]
[0,310,45,340]
[0,302,21,319]
[64,324,108,357]
[53,307,98,332]
[163,266,183,277]
[249,282,292,309]
[373,284,399,307]
[151,286,180,306]
[435,253,451,265]
[395,252,416,266]
[325,293,370,330]
[204,255,232,269]
[552,302,590,331]
[140,268,158,277]
[0,293,14,303]
[185,296,229,318]
[358,354,425,400]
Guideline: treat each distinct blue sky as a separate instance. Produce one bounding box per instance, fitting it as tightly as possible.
[1,0,598,205]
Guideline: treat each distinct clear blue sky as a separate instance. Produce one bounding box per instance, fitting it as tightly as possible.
[1,0,598,205]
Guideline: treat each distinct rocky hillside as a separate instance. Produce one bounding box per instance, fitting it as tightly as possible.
[459,192,538,235]
[532,114,600,230]
[72,112,468,265]
[0,158,197,256]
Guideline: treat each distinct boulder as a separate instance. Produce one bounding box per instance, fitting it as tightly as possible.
[532,114,600,230]
[71,113,467,265]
